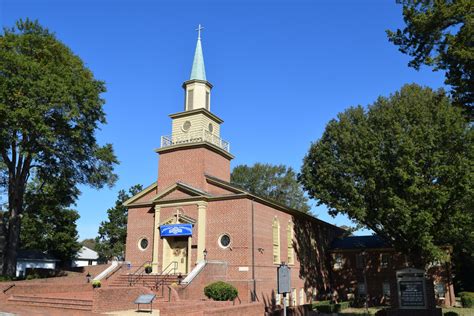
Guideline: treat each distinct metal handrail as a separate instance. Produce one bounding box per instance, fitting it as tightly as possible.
[128,261,152,286]
[2,284,15,294]
[155,261,178,296]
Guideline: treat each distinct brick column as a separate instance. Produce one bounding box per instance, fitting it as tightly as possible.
[196,202,208,262]
[152,205,161,273]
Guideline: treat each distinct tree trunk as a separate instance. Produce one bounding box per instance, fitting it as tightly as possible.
[0,214,6,274]
[3,175,25,277]
[3,214,20,277]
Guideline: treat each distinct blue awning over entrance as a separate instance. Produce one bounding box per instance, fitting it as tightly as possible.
[160,224,193,237]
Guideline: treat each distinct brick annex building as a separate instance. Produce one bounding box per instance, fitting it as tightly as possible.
[122,31,455,308]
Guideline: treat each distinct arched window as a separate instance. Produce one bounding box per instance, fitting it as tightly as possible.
[272,217,280,264]
[287,221,294,265]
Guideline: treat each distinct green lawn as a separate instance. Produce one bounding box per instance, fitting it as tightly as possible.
[338,307,384,315]
[442,307,474,316]
[336,307,474,316]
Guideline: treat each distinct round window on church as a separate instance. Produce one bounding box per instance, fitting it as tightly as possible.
[139,238,149,251]
[182,121,191,132]
[208,123,213,133]
[218,234,231,249]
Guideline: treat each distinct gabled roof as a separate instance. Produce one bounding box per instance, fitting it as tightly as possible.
[205,175,345,232]
[77,246,99,260]
[153,181,212,202]
[331,235,391,250]
[18,250,59,262]
[123,182,157,206]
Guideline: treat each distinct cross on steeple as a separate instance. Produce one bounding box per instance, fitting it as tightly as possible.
[196,24,204,40]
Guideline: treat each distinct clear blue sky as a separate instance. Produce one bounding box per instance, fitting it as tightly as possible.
[1,0,446,239]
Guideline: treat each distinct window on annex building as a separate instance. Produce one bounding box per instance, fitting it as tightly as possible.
[434,282,445,298]
[272,217,280,264]
[381,253,390,268]
[357,282,367,296]
[333,254,344,270]
[287,221,295,265]
[356,253,366,269]
[382,282,391,297]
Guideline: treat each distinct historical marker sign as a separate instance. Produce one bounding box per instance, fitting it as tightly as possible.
[277,263,291,294]
[399,280,425,307]
[397,268,427,309]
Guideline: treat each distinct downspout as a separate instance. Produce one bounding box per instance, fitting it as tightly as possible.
[251,200,256,302]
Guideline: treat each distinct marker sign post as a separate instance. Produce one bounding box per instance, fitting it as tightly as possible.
[277,263,291,316]
[396,268,427,310]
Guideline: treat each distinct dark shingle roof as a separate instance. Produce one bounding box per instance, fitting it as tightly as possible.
[17,250,58,261]
[331,235,391,250]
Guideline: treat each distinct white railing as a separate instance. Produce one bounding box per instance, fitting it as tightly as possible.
[161,130,230,153]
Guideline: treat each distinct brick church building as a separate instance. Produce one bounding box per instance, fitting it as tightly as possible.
[122,29,454,308]
[123,28,345,305]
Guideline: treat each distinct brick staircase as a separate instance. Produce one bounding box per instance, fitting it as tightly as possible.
[8,292,93,312]
[108,273,184,290]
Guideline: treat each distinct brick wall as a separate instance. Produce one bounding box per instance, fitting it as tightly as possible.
[125,206,154,267]
[92,286,154,313]
[158,147,231,190]
[195,302,264,316]
[6,283,91,295]
[178,261,228,300]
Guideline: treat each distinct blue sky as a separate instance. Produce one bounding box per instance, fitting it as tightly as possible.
[1,0,446,239]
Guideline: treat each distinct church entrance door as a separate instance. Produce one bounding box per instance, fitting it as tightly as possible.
[164,236,188,274]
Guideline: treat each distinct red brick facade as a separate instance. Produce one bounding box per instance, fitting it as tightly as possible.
[124,127,345,308]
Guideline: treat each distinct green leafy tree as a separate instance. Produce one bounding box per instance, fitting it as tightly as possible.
[299,84,473,267]
[387,0,473,119]
[20,176,81,264]
[231,163,311,213]
[0,19,118,276]
[96,184,143,261]
[81,238,97,251]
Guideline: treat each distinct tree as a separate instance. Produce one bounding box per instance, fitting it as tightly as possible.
[0,19,118,276]
[96,184,143,261]
[299,84,473,267]
[387,0,473,119]
[20,177,81,264]
[81,239,97,251]
[231,163,311,213]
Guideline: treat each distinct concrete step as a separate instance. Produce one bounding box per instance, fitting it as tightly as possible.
[8,294,93,311]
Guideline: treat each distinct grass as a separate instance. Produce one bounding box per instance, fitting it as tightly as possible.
[335,307,474,316]
[442,307,474,316]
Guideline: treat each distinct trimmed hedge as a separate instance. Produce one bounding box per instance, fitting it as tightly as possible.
[312,301,350,313]
[313,300,331,306]
[314,304,335,313]
[335,301,350,311]
[459,292,474,308]
[443,312,459,316]
[204,281,238,301]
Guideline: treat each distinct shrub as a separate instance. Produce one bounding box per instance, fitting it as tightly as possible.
[314,304,335,313]
[444,312,459,316]
[313,300,331,306]
[335,301,350,311]
[92,280,101,288]
[459,292,474,308]
[204,281,238,301]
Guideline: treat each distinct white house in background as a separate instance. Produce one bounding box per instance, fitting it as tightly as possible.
[16,249,59,277]
[72,246,99,267]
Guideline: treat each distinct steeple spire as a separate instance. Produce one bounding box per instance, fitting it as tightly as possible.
[190,24,206,81]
